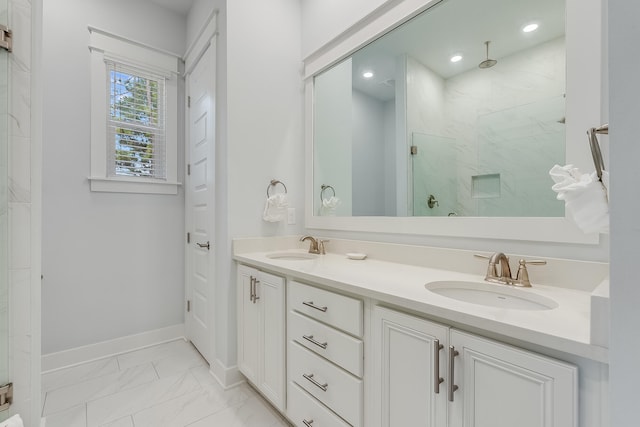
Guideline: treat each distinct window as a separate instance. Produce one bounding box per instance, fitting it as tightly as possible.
[108,62,166,179]
[89,28,180,194]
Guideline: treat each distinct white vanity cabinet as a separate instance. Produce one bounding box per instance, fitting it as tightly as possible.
[448,329,578,427]
[371,306,450,427]
[287,280,364,427]
[371,306,578,427]
[237,264,285,411]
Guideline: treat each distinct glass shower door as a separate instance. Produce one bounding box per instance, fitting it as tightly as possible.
[411,132,457,216]
[0,0,10,420]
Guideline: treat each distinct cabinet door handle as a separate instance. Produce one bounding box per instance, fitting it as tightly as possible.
[303,373,328,392]
[303,334,328,349]
[303,420,314,427]
[302,301,328,312]
[253,279,260,303]
[249,276,255,303]
[448,345,459,402]
[434,339,444,394]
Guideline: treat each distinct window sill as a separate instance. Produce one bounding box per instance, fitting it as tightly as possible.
[88,176,181,195]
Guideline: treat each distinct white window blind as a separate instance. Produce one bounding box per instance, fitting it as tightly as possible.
[107,61,167,179]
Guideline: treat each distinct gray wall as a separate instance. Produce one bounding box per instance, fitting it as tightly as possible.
[41,0,187,354]
[609,0,640,425]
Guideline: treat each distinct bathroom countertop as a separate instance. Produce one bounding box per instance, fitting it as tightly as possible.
[234,249,608,363]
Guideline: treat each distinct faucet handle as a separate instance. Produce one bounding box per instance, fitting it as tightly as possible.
[519,259,547,266]
[515,259,547,287]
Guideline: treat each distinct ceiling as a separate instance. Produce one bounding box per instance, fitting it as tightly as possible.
[350,0,565,101]
[146,0,195,16]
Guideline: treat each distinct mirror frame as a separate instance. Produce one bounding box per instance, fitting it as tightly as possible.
[304,0,602,244]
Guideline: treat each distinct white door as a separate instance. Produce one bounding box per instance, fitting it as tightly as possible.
[371,306,449,427]
[449,329,578,427]
[185,38,216,363]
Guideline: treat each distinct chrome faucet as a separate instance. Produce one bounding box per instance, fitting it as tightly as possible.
[475,253,547,287]
[300,235,320,254]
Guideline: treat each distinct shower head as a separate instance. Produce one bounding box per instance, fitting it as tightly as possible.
[478,41,497,69]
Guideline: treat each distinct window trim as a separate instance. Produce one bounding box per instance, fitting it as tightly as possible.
[89,27,180,194]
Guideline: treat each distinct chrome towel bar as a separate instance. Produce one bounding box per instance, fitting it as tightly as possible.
[588,123,608,181]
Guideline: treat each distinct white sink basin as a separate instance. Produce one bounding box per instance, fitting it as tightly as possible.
[425,281,558,311]
[266,252,318,261]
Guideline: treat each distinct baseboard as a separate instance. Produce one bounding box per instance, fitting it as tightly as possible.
[41,323,185,373]
[210,358,244,389]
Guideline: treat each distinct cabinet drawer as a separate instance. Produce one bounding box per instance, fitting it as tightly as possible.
[289,310,363,377]
[289,342,363,427]
[289,281,363,337]
[287,381,351,427]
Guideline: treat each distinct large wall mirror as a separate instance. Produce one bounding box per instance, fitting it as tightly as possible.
[304,0,602,243]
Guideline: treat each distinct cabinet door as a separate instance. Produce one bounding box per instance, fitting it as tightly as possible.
[257,271,285,411]
[371,306,449,427]
[237,265,259,384]
[449,330,578,427]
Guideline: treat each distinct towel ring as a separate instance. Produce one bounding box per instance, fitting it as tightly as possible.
[267,179,287,197]
[588,123,608,182]
[320,184,335,202]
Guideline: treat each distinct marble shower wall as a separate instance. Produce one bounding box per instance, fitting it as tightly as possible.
[407,37,566,217]
[475,96,565,216]
[0,3,6,417]
[6,0,37,425]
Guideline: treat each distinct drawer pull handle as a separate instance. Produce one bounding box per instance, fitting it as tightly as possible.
[302,301,328,312]
[303,420,314,427]
[434,339,444,394]
[303,334,328,349]
[448,345,459,402]
[303,373,328,392]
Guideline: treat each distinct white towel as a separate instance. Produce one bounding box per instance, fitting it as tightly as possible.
[262,193,289,222]
[320,196,340,216]
[0,415,24,427]
[549,164,609,234]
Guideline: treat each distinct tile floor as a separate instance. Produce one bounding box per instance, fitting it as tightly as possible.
[41,339,291,427]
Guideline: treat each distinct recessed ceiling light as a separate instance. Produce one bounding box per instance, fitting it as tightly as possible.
[450,55,463,63]
[362,71,374,79]
[523,23,539,33]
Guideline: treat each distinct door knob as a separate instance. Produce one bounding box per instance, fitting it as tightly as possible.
[197,241,210,250]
